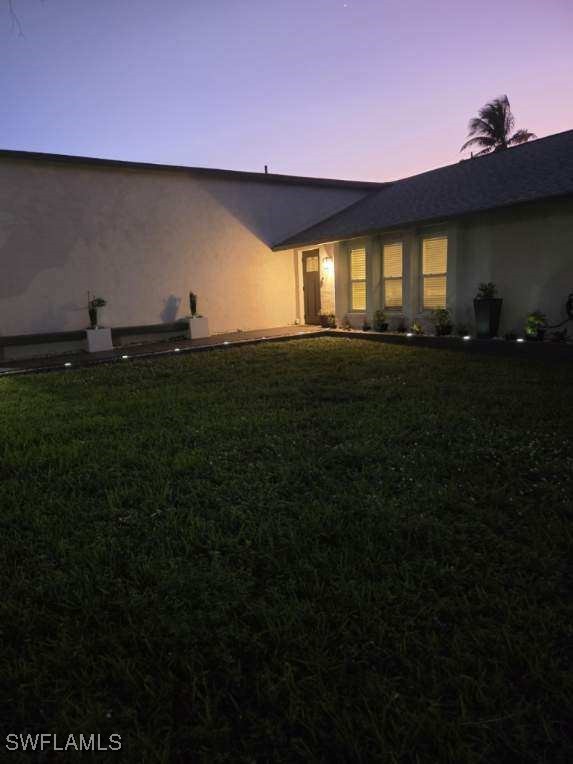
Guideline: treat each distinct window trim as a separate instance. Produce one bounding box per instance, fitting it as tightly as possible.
[349,246,367,312]
[420,234,448,311]
[382,240,403,311]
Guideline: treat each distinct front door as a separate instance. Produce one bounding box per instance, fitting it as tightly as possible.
[302,250,321,324]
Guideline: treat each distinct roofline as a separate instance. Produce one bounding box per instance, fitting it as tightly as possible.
[271,191,573,251]
[0,149,388,191]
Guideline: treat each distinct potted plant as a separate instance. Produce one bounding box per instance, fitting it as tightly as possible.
[85,293,113,353]
[88,294,107,329]
[373,309,388,332]
[524,310,547,341]
[473,282,503,338]
[362,318,371,331]
[188,292,209,339]
[319,312,336,328]
[431,308,453,336]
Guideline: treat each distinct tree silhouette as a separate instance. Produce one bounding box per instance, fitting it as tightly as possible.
[461,96,536,156]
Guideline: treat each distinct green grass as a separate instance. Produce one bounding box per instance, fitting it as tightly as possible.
[0,338,571,762]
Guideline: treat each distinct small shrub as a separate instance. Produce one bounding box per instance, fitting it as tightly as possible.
[319,312,336,328]
[431,308,453,336]
[341,315,351,330]
[525,311,547,341]
[475,282,498,299]
[362,319,371,331]
[373,310,388,332]
[504,331,518,341]
[411,320,424,335]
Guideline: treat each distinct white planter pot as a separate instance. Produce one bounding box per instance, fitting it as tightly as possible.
[86,327,113,353]
[188,316,209,340]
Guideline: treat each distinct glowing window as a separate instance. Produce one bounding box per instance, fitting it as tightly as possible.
[383,242,403,309]
[350,248,366,310]
[422,236,447,309]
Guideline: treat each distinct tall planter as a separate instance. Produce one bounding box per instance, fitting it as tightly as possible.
[473,298,503,338]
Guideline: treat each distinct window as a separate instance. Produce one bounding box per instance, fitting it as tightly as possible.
[383,242,403,309]
[350,247,366,310]
[304,254,319,272]
[422,236,447,309]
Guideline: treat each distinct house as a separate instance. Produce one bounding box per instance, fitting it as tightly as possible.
[1,130,572,359]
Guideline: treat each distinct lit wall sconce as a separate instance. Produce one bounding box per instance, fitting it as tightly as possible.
[322,256,334,276]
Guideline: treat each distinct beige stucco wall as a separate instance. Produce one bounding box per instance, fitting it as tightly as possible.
[0,158,368,337]
[330,197,573,335]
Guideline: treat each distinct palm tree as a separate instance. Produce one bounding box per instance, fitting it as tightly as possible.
[460,95,536,156]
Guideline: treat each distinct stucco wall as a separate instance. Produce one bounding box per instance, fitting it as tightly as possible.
[456,199,573,333]
[0,158,368,336]
[331,198,573,335]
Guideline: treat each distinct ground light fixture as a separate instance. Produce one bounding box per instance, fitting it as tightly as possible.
[121,355,129,360]
[517,338,525,343]
[174,348,181,352]
[223,341,230,345]
[406,332,414,337]
[64,362,72,367]
[463,335,471,341]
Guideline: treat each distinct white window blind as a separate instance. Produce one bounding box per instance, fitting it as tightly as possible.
[383,242,403,309]
[350,248,366,310]
[422,237,447,309]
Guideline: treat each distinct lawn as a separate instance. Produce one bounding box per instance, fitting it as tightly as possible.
[0,337,571,762]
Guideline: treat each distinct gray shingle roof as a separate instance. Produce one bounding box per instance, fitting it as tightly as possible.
[272,129,573,250]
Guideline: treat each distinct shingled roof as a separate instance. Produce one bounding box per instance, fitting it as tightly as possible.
[272,129,573,250]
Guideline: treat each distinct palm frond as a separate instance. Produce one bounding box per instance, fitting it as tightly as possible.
[460,135,496,152]
[508,129,537,146]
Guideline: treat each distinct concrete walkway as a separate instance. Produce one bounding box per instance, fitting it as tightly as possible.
[0,325,323,376]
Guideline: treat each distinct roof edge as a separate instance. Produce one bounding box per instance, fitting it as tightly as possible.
[0,149,388,190]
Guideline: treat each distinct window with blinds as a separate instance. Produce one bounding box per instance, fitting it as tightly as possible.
[422,236,447,309]
[350,248,366,311]
[383,242,403,309]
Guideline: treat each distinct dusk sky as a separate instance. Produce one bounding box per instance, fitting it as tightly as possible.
[3,0,573,181]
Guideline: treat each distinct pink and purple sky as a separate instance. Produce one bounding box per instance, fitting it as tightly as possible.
[3,0,572,181]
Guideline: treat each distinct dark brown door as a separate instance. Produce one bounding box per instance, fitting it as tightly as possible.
[303,250,321,324]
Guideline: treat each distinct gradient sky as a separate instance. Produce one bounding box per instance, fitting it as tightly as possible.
[3,0,573,181]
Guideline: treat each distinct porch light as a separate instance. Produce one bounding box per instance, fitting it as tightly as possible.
[322,256,334,275]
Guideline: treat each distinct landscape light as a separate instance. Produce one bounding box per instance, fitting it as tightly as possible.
[463,335,471,341]
[517,338,525,343]
[223,341,230,345]
[174,348,181,352]
[64,362,72,368]
[406,332,413,337]
[121,354,129,360]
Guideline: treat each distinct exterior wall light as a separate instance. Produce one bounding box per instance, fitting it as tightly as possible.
[322,256,334,276]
